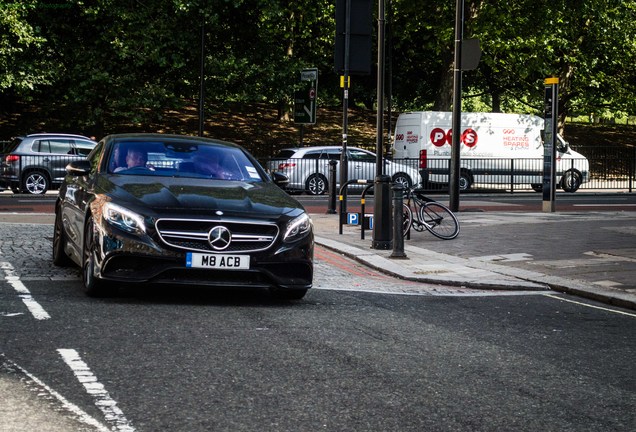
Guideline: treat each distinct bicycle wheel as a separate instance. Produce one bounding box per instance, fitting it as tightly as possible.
[418,201,460,240]
[401,203,413,237]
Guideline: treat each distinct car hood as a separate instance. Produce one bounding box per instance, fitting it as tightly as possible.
[99,176,304,218]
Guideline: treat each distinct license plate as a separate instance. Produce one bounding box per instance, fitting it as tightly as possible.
[186,252,250,270]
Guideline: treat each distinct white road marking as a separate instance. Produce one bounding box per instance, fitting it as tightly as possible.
[593,280,624,288]
[58,349,136,432]
[573,203,636,207]
[5,357,110,431]
[472,253,533,263]
[545,294,636,318]
[1,262,50,320]
[0,312,24,317]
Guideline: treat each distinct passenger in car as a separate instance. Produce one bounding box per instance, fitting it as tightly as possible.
[193,149,229,179]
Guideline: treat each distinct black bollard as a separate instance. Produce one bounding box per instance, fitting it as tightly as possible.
[390,184,407,259]
[327,160,337,214]
[372,175,392,249]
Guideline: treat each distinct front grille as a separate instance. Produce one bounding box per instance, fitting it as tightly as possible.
[155,218,279,253]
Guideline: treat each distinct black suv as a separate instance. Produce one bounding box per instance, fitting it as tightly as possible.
[0,133,97,194]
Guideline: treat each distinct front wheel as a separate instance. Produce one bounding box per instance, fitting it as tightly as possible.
[418,202,460,240]
[560,170,582,193]
[82,217,110,297]
[53,209,73,267]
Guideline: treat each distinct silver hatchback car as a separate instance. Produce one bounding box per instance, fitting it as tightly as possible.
[0,133,97,194]
[267,146,421,195]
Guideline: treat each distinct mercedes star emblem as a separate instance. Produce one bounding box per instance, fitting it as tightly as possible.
[208,226,232,250]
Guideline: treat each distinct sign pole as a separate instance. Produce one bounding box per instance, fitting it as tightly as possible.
[339,0,352,226]
[198,19,205,137]
[542,77,559,212]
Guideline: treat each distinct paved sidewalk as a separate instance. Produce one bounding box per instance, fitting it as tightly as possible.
[311,210,636,310]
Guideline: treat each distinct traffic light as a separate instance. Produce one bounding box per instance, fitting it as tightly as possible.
[334,0,372,75]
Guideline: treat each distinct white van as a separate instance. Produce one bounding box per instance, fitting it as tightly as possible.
[392,111,589,192]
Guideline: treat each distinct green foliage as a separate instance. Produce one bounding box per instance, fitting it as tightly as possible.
[1,0,635,135]
[0,1,50,90]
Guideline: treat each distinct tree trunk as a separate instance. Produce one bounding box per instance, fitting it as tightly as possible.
[434,58,454,111]
[491,89,501,113]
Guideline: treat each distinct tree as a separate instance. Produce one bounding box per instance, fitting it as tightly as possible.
[1,0,635,139]
[463,0,636,128]
[0,2,50,91]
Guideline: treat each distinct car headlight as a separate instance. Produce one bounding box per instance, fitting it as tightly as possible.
[103,202,146,235]
[283,213,312,243]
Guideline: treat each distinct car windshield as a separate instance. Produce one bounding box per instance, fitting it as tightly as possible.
[108,140,264,182]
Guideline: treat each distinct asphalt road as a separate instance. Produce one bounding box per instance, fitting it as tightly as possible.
[2,281,635,431]
[1,192,635,431]
[1,220,635,431]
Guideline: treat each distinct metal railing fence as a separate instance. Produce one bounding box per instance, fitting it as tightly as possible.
[262,145,635,193]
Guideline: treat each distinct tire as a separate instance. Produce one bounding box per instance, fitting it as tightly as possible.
[52,209,73,267]
[82,217,109,297]
[270,287,308,300]
[459,171,472,191]
[305,174,328,195]
[560,170,582,193]
[418,202,460,240]
[392,173,412,190]
[401,203,413,237]
[22,170,49,195]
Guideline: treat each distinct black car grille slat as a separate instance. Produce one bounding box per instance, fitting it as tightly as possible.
[155,218,279,253]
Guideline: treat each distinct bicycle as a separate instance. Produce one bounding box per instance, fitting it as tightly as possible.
[401,187,460,240]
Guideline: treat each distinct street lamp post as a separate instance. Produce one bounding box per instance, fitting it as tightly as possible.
[372,0,392,250]
[449,0,463,213]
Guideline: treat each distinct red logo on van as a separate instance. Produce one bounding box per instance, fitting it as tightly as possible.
[430,128,448,147]
[430,128,478,147]
[462,128,478,148]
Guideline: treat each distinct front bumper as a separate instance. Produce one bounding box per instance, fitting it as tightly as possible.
[93,221,314,290]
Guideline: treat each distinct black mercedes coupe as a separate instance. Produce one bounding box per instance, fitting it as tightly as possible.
[53,134,313,299]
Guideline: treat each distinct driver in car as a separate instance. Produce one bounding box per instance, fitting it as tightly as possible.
[114,147,153,172]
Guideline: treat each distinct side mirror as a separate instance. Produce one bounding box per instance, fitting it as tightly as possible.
[66,159,91,176]
[271,171,289,187]
[556,135,570,154]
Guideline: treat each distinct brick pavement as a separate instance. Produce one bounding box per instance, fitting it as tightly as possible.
[311,211,636,310]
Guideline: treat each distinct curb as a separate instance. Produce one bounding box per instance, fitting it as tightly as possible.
[315,236,636,310]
